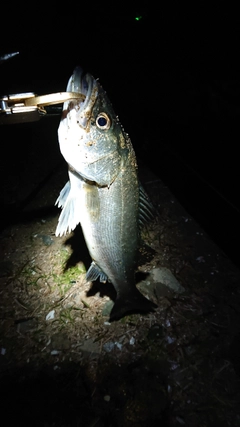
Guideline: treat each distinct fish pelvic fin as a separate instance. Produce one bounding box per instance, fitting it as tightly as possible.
[86,261,109,283]
[109,288,157,321]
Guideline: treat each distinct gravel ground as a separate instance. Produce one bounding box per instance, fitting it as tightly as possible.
[0,118,240,426]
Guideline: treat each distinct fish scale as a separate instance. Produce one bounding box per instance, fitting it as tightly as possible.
[83,164,139,285]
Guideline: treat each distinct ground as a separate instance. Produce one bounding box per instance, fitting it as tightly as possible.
[0,136,240,426]
[1,7,240,425]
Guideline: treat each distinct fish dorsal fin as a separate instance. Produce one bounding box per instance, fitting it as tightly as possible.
[139,184,156,228]
[85,261,109,283]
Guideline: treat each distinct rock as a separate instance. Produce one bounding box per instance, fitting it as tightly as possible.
[46,310,55,320]
[16,318,38,333]
[152,267,185,294]
[138,267,185,299]
[78,338,100,358]
[50,333,70,350]
[35,234,54,246]
[102,300,114,316]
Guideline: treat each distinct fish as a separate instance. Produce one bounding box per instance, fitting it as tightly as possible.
[55,66,157,320]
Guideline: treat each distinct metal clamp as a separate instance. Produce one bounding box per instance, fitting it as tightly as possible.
[0,52,85,124]
[0,91,85,125]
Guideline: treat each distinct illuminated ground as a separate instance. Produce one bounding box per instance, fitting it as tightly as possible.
[0,135,240,425]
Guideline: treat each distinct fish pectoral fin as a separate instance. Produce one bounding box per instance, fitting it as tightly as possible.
[86,261,109,283]
[55,193,81,237]
[55,181,71,208]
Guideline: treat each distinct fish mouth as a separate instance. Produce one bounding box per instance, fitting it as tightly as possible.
[66,66,98,129]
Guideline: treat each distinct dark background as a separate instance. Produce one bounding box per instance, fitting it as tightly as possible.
[1,4,240,267]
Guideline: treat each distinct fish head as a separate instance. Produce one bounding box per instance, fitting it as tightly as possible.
[58,66,132,187]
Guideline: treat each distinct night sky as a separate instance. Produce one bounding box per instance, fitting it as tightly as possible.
[2,5,239,88]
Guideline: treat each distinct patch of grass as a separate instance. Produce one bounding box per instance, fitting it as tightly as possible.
[20,265,48,289]
[59,307,75,324]
[52,265,82,295]
[52,248,86,295]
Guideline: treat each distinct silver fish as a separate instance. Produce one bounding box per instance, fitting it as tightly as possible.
[56,66,156,320]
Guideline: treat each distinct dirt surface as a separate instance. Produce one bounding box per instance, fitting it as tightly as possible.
[0,145,240,426]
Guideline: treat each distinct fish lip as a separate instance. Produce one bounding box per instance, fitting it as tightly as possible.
[69,66,89,96]
[67,66,98,129]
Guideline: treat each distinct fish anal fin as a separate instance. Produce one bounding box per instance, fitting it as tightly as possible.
[86,261,109,283]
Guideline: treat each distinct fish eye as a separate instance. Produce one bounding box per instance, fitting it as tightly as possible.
[96,113,111,130]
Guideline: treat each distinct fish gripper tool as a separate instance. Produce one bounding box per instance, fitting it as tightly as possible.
[0,92,85,125]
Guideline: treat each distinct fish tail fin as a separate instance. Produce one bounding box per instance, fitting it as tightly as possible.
[109,288,157,321]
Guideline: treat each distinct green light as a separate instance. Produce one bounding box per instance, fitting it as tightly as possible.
[135,16,142,21]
